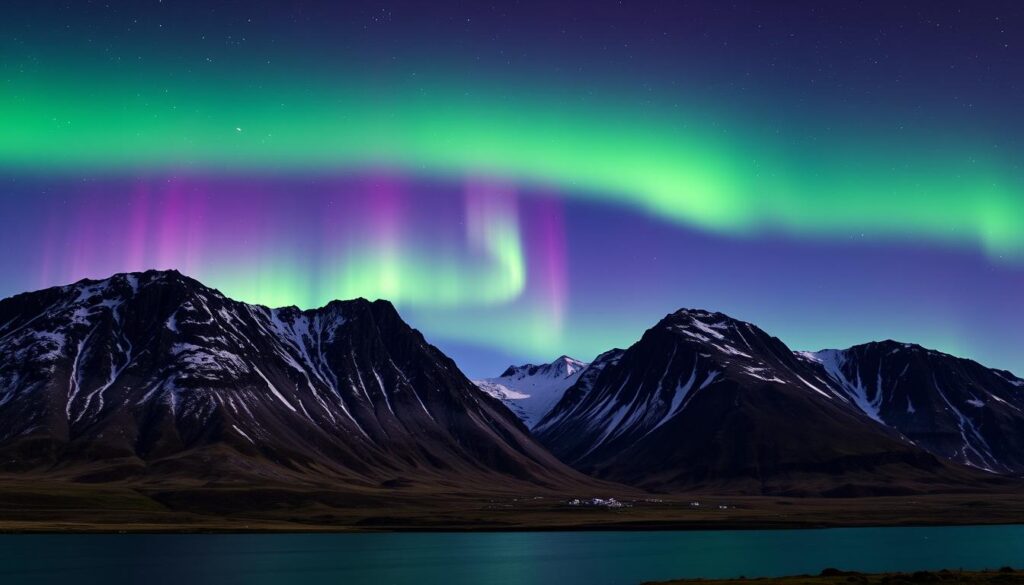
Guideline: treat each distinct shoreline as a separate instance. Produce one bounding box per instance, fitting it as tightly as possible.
[3,514,1024,535]
[3,478,1024,534]
[643,568,1024,585]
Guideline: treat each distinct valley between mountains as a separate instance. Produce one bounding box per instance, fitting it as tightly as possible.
[0,270,1022,531]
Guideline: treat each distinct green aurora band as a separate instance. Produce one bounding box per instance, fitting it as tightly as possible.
[3,71,1022,263]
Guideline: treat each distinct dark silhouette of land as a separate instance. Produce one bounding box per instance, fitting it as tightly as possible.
[645,567,1024,585]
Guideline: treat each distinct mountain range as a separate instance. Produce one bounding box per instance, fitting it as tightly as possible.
[530,309,1022,495]
[0,271,1021,498]
[0,270,591,492]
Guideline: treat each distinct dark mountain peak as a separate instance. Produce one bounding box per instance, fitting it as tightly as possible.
[322,295,370,308]
[668,307,720,317]
[660,307,730,325]
[367,298,407,327]
[309,296,374,323]
[0,271,590,490]
[818,339,1012,380]
[877,338,923,349]
[656,307,766,346]
[499,364,524,377]
[2,272,401,337]
[369,297,398,312]
[642,308,810,384]
[57,269,220,308]
[535,308,972,494]
[850,339,927,354]
[137,267,187,281]
[803,340,1024,474]
[282,297,401,332]
[499,355,587,380]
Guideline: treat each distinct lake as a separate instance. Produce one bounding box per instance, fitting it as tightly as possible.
[2,525,1023,585]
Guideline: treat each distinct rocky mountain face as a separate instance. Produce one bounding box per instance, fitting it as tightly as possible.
[534,309,1015,495]
[801,341,1024,474]
[473,355,588,428]
[0,270,589,490]
[2,272,1020,498]
[536,349,626,432]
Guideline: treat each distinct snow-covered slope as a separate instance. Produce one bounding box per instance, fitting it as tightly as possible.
[800,341,1024,474]
[535,309,993,494]
[0,270,589,489]
[474,356,588,428]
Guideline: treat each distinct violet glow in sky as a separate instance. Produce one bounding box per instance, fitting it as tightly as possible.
[10,174,565,315]
[1,1,1022,377]
[3,173,1021,379]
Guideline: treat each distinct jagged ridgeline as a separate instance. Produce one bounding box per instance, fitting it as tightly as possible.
[0,270,592,490]
[528,309,1024,495]
[1,271,1022,497]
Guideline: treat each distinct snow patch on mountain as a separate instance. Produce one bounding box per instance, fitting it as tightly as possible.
[474,355,589,428]
[804,349,883,421]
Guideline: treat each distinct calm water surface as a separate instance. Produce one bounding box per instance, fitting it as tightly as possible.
[2,525,1023,585]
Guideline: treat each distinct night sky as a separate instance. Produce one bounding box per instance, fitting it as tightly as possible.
[1,1,1022,378]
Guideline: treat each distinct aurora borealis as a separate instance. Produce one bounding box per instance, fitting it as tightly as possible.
[2,1,1022,377]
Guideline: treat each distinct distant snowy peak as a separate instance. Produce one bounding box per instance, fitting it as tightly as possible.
[498,355,588,381]
[475,355,590,429]
[532,348,626,433]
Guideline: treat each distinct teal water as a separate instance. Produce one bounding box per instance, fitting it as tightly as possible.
[1,525,1023,585]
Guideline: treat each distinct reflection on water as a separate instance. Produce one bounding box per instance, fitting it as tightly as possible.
[2,525,1023,585]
